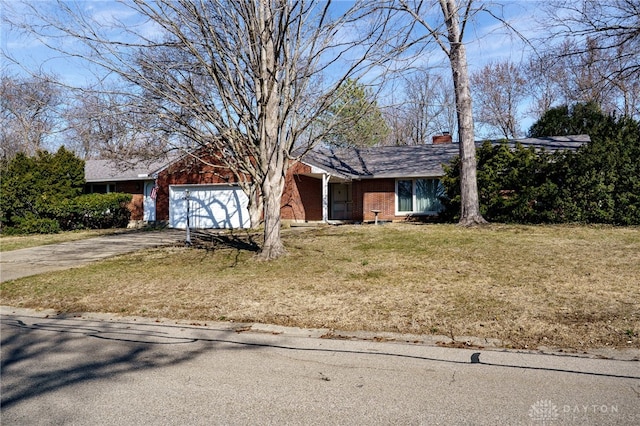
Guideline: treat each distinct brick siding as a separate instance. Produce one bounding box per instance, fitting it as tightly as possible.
[281,162,323,221]
[354,179,396,222]
[114,181,144,220]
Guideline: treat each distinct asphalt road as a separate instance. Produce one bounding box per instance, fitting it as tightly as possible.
[2,308,639,425]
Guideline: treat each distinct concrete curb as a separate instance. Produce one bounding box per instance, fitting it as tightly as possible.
[3,305,638,362]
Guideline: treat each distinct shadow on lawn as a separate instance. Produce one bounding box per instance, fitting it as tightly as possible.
[189,229,261,252]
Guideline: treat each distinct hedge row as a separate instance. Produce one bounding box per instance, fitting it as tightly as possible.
[3,193,132,235]
[55,192,133,231]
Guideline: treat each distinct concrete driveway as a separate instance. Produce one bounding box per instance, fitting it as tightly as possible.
[0,230,185,282]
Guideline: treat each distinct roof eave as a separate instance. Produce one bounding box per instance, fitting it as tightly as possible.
[85,176,153,183]
[302,160,357,180]
[362,172,444,179]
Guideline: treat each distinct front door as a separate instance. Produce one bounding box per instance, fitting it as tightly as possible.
[330,183,352,220]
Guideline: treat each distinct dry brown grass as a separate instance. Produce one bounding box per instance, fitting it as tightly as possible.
[0,229,120,252]
[2,223,639,351]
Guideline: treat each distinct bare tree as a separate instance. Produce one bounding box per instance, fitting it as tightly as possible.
[539,0,640,119]
[12,0,394,259]
[608,43,640,118]
[405,72,455,144]
[545,0,639,80]
[470,60,526,139]
[0,73,62,159]
[382,70,456,145]
[381,83,413,146]
[523,51,565,121]
[63,89,165,160]
[526,37,640,121]
[558,38,639,119]
[392,0,486,225]
[401,72,435,145]
[558,39,619,109]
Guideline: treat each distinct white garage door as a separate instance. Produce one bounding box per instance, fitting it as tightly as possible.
[169,185,250,229]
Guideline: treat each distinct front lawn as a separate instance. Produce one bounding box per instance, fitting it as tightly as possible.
[1,223,639,352]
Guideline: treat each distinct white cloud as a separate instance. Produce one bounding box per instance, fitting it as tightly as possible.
[89,5,138,28]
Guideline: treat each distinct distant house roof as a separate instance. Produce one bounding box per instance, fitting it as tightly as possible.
[84,157,172,182]
[301,134,590,179]
[491,134,591,152]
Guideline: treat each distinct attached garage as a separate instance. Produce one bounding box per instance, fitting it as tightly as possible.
[169,184,250,229]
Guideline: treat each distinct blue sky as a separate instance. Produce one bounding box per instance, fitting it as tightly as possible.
[2,1,541,79]
[2,0,543,136]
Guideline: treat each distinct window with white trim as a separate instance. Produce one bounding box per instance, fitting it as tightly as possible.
[87,183,115,194]
[395,178,444,214]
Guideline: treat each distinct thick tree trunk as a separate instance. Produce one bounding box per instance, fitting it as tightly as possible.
[443,0,487,226]
[254,0,288,259]
[259,171,286,260]
[451,43,486,226]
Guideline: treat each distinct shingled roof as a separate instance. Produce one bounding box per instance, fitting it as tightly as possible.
[493,134,590,151]
[84,157,172,182]
[301,134,590,179]
[85,135,590,182]
[302,144,460,179]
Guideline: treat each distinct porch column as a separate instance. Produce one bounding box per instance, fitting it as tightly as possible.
[322,173,329,222]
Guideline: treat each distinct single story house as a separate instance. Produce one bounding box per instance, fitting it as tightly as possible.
[85,134,590,228]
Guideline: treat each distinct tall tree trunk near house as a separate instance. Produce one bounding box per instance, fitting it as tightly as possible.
[257,87,288,260]
[260,169,287,260]
[258,130,288,259]
[441,0,487,226]
[256,0,286,260]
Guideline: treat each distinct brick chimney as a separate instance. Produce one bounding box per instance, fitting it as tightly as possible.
[432,132,452,144]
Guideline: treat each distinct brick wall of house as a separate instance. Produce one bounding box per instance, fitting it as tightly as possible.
[354,179,397,222]
[152,155,319,223]
[115,181,144,221]
[150,155,442,225]
[281,162,322,221]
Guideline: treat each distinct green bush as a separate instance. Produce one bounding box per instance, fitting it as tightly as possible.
[56,193,132,230]
[440,142,565,224]
[9,216,61,235]
[0,147,84,230]
[441,104,640,225]
[0,148,135,233]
